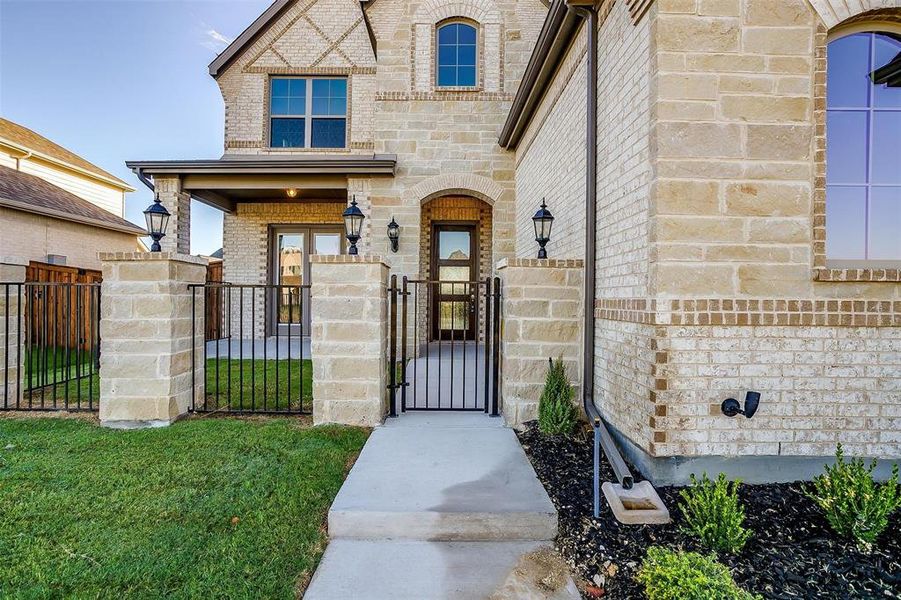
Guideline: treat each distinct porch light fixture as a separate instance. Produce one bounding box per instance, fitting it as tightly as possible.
[286,188,298,198]
[387,217,400,253]
[532,198,554,259]
[143,197,170,253]
[342,196,365,255]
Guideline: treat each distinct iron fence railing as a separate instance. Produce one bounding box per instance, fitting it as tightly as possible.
[2,282,101,411]
[190,283,312,414]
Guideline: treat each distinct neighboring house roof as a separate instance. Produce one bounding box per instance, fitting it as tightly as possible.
[0,165,146,235]
[207,0,378,77]
[126,154,398,176]
[0,118,134,191]
[210,248,224,259]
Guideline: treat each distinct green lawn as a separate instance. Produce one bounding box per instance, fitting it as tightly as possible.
[0,417,368,599]
[201,359,314,413]
[15,356,314,413]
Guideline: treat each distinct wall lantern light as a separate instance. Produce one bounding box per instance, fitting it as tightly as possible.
[721,391,761,418]
[532,198,554,259]
[387,217,400,253]
[143,197,171,253]
[342,196,365,255]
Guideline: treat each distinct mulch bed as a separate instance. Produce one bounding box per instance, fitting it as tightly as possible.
[517,422,901,599]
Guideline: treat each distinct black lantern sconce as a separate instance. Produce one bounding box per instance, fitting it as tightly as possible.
[342,196,365,255]
[143,197,171,253]
[532,199,554,259]
[721,391,761,418]
[387,217,400,253]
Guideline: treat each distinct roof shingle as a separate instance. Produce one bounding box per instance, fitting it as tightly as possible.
[0,165,145,235]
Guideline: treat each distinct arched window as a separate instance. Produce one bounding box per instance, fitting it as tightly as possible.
[436,21,477,88]
[826,31,901,263]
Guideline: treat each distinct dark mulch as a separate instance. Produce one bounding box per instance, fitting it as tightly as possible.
[517,422,901,600]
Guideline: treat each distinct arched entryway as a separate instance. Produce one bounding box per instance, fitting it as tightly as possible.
[419,195,493,341]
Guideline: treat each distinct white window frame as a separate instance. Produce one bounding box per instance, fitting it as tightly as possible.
[269,76,348,149]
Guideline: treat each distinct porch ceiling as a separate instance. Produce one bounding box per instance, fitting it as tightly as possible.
[126,154,397,213]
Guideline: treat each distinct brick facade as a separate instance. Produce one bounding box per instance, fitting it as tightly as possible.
[510,0,900,470]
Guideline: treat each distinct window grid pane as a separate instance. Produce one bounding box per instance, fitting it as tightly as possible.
[826,32,901,260]
[270,77,346,148]
[436,23,477,88]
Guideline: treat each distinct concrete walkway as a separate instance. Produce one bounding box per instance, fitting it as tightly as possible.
[305,412,579,599]
[405,343,493,410]
[205,336,311,360]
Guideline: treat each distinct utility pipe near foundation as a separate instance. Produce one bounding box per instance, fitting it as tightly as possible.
[568,2,634,501]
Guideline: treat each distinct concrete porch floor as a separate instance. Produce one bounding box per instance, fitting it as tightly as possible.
[205,336,311,359]
[304,412,578,599]
[404,342,495,410]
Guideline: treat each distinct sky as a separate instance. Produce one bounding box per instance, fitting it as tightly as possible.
[0,0,273,255]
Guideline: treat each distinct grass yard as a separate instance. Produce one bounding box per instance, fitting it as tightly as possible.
[0,416,368,598]
[201,359,314,412]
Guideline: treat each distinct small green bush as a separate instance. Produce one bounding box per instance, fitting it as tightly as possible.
[679,473,752,554]
[637,547,760,600]
[537,357,578,436]
[805,444,901,552]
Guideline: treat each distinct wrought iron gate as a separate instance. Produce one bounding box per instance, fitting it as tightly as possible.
[388,275,501,415]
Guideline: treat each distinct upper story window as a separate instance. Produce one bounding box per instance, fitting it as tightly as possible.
[826,31,901,263]
[436,22,477,88]
[270,77,347,149]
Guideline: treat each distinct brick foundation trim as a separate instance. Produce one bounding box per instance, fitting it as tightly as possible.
[596,298,901,327]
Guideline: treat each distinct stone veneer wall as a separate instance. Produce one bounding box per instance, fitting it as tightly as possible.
[498,258,583,428]
[310,254,388,426]
[222,201,345,338]
[643,0,900,461]
[512,0,900,469]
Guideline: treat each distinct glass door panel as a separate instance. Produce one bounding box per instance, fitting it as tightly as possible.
[277,233,304,326]
[313,232,342,255]
[431,224,477,341]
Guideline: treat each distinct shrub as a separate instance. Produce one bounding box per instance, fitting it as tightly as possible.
[679,473,752,554]
[537,357,578,436]
[805,444,901,552]
[637,547,760,600]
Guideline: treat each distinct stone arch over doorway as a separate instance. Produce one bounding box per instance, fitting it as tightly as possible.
[807,0,901,29]
[419,195,493,283]
[405,173,504,208]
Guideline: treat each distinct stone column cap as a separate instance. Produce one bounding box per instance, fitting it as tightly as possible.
[98,251,209,266]
[496,257,584,270]
[310,254,389,267]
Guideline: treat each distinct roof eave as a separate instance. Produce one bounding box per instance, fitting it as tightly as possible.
[0,138,136,192]
[208,0,295,78]
[498,0,582,150]
[125,156,398,176]
[0,196,146,236]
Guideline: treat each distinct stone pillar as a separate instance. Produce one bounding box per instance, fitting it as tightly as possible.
[310,254,388,427]
[0,258,26,409]
[153,177,191,254]
[98,252,207,428]
[497,258,584,428]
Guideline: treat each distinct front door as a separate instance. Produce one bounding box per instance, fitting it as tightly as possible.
[430,223,477,341]
[273,226,343,334]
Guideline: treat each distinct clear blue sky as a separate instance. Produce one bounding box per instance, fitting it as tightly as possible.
[0,0,272,255]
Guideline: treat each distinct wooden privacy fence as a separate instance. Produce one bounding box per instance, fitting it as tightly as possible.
[205,261,228,341]
[26,262,101,352]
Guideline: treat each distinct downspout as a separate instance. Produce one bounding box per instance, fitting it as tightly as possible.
[570,3,634,495]
[131,166,155,193]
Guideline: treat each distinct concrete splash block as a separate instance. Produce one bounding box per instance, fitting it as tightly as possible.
[602,481,671,525]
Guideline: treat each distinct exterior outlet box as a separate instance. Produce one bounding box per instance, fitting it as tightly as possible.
[602,481,671,525]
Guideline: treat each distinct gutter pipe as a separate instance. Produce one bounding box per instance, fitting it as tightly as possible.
[569,3,634,501]
[132,166,155,193]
